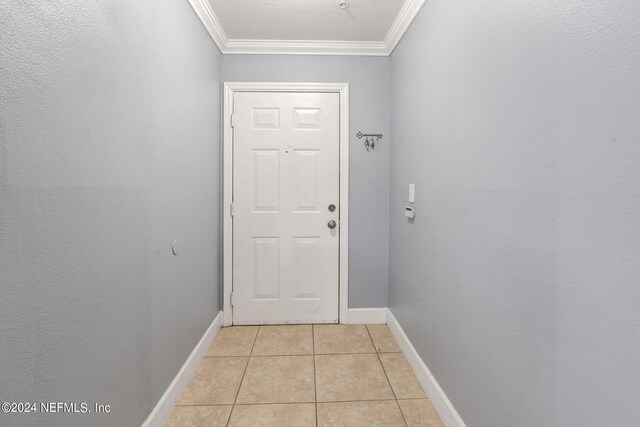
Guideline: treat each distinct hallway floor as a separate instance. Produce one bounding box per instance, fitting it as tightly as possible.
[166,324,443,426]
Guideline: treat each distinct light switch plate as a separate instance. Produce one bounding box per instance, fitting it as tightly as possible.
[409,183,415,203]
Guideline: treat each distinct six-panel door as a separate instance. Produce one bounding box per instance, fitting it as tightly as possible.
[232,92,340,324]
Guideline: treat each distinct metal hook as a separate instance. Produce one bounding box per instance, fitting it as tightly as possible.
[356,131,382,152]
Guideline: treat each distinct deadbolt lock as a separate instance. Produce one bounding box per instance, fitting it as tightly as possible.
[328,204,336,212]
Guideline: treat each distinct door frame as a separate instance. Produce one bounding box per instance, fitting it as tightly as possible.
[222,82,350,326]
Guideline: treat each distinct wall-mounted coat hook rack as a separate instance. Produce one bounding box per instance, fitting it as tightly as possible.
[356,132,383,152]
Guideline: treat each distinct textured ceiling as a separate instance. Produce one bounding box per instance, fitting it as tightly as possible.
[208,0,406,42]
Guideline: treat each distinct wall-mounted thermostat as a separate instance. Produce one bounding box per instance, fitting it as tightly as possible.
[404,205,416,219]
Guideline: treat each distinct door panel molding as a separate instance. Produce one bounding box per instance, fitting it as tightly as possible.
[223,82,349,326]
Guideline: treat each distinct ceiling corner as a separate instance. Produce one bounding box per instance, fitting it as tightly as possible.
[383,0,428,55]
[187,0,228,53]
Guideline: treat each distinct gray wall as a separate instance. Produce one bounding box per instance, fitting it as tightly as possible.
[0,1,221,426]
[389,1,640,426]
[222,55,390,308]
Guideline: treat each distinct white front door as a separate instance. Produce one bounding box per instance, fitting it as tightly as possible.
[232,91,340,325]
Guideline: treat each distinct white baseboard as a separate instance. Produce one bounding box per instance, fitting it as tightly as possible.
[386,309,467,427]
[348,308,388,324]
[142,311,223,427]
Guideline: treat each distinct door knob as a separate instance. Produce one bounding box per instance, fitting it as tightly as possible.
[327,220,337,229]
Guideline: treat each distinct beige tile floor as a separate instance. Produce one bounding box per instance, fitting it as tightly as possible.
[166,324,443,427]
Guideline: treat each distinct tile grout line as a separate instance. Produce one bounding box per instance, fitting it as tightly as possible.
[225,326,260,427]
[176,397,408,408]
[365,325,409,427]
[245,399,395,405]
[204,350,401,358]
[312,324,318,427]
[307,398,401,405]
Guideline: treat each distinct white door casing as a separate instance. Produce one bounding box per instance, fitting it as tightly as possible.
[223,83,349,326]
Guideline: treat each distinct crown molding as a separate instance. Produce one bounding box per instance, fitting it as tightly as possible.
[223,39,388,56]
[383,0,428,54]
[187,0,427,56]
[187,0,228,51]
